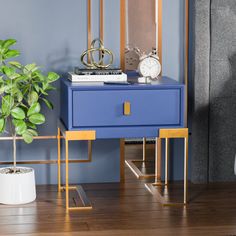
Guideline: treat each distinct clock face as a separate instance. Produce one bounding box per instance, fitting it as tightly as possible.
[138,56,161,79]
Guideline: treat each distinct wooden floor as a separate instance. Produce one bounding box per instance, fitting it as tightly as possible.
[1,144,236,236]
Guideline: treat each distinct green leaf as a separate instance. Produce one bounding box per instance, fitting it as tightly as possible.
[42,98,53,109]
[39,87,48,95]
[26,122,36,129]
[2,66,15,77]
[2,39,17,49]
[47,72,60,82]
[22,84,30,96]
[27,129,38,136]
[0,77,5,94]
[42,81,48,90]
[3,50,20,59]
[27,102,40,116]
[2,95,13,115]
[24,63,38,73]
[22,130,33,144]
[13,119,27,135]
[45,84,57,91]
[0,85,5,95]
[28,91,38,106]
[33,71,45,81]
[33,83,40,93]
[8,61,22,69]
[11,107,25,120]
[29,113,45,125]
[16,90,23,102]
[0,118,5,133]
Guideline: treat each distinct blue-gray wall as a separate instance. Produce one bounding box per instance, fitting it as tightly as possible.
[0,0,120,185]
[0,0,187,184]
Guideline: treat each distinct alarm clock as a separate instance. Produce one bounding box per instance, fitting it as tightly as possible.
[138,49,161,80]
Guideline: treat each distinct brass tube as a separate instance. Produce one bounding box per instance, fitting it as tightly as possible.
[0,135,57,140]
[143,138,146,162]
[120,0,126,70]
[0,159,92,165]
[57,128,61,192]
[184,137,189,204]
[165,138,169,185]
[65,139,69,212]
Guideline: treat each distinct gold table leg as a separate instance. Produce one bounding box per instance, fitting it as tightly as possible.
[165,138,169,185]
[57,121,95,211]
[146,128,189,206]
[184,137,189,204]
[63,139,92,211]
[152,137,163,186]
[65,139,69,212]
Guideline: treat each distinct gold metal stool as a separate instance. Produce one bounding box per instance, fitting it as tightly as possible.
[125,138,156,179]
[57,121,96,212]
[145,128,189,205]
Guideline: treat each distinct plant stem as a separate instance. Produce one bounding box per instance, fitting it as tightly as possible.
[8,118,16,173]
[13,133,16,173]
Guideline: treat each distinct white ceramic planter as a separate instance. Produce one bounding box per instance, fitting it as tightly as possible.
[0,167,36,205]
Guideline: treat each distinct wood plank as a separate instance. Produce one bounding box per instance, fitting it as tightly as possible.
[0,144,235,235]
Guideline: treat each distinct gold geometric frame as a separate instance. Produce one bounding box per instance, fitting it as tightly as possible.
[120,0,189,122]
[120,0,190,205]
[121,0,189,180]
[121,0,163,179]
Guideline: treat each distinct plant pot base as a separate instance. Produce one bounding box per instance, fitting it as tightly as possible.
[0,167,36,205]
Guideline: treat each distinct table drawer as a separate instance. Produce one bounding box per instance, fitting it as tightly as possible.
[72,89,181,127]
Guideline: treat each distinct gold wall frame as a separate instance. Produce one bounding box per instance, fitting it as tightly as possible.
[120,0,189,126]
[120,0,163,73]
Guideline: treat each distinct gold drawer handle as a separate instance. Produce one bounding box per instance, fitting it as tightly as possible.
[123,101,131,116]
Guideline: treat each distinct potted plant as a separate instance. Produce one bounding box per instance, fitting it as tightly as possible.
[0,39,59,204]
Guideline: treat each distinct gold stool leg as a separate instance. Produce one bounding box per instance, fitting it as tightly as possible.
[57,128,61,192]
[165,138,169,185]
[65,139,69,212]
[146,128,189,206]
[184,137,189,204]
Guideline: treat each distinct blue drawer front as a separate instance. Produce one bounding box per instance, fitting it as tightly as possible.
[72,89,181,128]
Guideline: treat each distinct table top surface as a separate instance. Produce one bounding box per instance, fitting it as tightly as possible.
[61,76,184,90]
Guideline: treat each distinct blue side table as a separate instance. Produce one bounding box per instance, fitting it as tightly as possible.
[59,76,188,210]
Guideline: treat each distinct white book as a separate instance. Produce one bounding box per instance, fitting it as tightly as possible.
[68,72,127,82]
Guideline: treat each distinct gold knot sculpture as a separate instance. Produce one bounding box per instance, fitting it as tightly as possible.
[80,38,114,69]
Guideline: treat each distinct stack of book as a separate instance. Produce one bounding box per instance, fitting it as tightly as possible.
[68,67,127,82]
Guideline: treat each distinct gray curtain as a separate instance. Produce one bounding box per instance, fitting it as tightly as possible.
[190,0,236,183]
